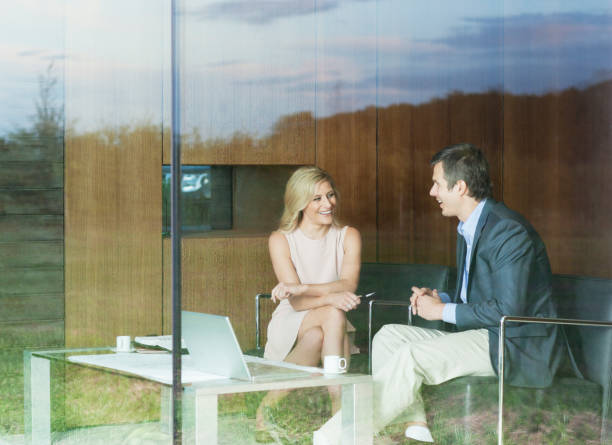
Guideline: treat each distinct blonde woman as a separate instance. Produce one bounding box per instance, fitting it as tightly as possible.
[264,165,361,365]
[256,166,362,440]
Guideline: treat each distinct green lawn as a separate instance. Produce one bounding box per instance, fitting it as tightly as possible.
[1,351,606,444]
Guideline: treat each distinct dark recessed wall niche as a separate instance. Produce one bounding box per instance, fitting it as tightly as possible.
[162,165,298,236]
[162,165,233,234]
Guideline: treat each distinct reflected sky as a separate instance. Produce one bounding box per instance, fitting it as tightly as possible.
[1,0,610,137]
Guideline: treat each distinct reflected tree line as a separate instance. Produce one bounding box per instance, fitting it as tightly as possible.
[0,64,63,157]
[2,63,610,273]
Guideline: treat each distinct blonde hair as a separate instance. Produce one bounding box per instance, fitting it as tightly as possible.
[279,166,340,233]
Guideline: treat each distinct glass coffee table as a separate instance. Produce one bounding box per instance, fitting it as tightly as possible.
[24,348,373,444]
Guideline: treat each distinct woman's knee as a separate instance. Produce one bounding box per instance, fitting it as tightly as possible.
[320,306,346,329]
[300,326,324,350]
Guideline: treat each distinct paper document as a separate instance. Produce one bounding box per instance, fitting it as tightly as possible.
[134,335,187,352]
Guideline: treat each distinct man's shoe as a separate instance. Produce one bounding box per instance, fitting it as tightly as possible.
[404,425,434,443]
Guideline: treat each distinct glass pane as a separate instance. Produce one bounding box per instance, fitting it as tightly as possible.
[2,1,610,444]
[0,0,65,438]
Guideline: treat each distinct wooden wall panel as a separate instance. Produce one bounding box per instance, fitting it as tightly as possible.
[0,190,63,215]
[0,215,63,242]
[408,100,456,266]
[0,241,62,268]
[0,137,63,162]
[167,112,316,165]
[316,108,378,262]
[0,162,63,188]
[503,82,612,277]
[377,92,502,268]
[0,320,64,349]
[162,237,277,350]
[0,269,63,295]
[65,130,163,347]
[377,104,415,263]
[448,92,503,201]
[0,294,64,322]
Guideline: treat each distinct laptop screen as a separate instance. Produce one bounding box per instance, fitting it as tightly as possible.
[181,310,251,380]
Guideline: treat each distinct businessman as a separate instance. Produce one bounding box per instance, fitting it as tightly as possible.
[313,143,563,445]
[372,142,563,442]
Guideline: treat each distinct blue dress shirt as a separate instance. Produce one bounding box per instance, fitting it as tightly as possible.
[440,199,487,324]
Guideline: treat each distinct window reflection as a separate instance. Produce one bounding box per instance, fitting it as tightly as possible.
[0,0,610,443]
[162,165,232,234]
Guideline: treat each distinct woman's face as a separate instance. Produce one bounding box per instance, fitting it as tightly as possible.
[301,180,336,226]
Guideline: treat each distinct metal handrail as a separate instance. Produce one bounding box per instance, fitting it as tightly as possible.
[498,315,612,445]
[368,299,412,374]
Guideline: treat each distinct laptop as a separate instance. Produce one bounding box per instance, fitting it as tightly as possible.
[181,310,318,382]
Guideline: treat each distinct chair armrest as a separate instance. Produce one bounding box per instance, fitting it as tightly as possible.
[255,293,272,350]
[497,315,612,445]
[367,299,413,374]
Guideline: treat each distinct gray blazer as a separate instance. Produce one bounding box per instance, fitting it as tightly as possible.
[453,199,562,387]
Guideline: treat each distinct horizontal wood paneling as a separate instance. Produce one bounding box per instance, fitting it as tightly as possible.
[162,237,277,350]
[0,136,63,162]
[0,241,63,268]
[0,215,63,242]
[0,162,63,188]
[0,269,63,295]
[0,190,63,215]
[0,294,64,322]
[0,320,64,349]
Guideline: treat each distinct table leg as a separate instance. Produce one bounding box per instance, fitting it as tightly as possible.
[341,381,373,445]
[182,388,218,445]
[160,386,172,433]
[26,355,51,445]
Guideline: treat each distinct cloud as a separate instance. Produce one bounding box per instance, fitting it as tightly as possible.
[437,12,612,52]
[318,35,449,55]
[186,0,374,25]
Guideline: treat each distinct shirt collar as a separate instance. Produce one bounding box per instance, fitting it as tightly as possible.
[457,198,487,245]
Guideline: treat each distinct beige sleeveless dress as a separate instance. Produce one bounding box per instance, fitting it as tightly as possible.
[264,225,356,361]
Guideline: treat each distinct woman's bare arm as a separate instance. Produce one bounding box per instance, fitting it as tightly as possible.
[268,227,362,311]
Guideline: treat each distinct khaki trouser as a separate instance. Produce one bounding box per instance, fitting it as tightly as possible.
[371,324,495,430]
[314,325,496,443]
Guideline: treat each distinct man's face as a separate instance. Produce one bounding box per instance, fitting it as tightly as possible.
[429,162,461,218]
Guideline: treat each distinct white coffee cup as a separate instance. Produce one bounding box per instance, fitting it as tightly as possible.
[323,355,347,374]
[116,335,131,352]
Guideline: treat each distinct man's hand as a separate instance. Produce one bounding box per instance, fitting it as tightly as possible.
[410,286,444,320]
[410,287,431,314]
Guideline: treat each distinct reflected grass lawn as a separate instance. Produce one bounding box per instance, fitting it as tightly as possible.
[0,352,606,444]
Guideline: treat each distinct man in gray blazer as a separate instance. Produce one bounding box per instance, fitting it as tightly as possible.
[314,143,562,445]
[374,143,562,442]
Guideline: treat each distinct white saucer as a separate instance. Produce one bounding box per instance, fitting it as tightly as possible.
[323,369,347,375]
[112,348,136,353]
